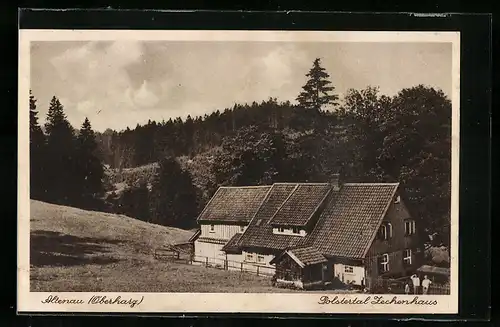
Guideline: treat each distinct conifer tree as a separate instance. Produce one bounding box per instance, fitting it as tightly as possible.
[76,117,105,209]
[150,156,198,228]
[44,96,77,204]
[296,58,339,111]
[29,90,46,200]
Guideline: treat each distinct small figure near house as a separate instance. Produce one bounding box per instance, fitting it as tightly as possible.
[411,274,420,294]
[404,281,411,295]
[422,275,432,295]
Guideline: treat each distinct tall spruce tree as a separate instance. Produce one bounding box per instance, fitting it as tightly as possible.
[44,96,77,205]
[296,58,339,111]
[150,156,198,228]
[29,90,47,200]
[76,117,105,209]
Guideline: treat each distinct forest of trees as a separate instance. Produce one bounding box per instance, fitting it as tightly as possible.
[29,58,452,245]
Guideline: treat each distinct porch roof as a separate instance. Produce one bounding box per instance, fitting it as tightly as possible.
[271,246,327,268]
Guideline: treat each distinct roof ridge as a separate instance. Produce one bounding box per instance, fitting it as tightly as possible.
[267,184,300,225]
[343,182,400,186]
[219,185,272,189]
[289,244,317,251]
[272,182,330,186]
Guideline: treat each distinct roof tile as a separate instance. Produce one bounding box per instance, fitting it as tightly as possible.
[236,183,305,250]
[269,183,332,227]
[222,233,243,253]
[302,183,399,259]
[197,186,271,223]
[288,246,327,266]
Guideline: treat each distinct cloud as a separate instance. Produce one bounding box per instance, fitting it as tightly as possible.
[127,80,160,108]
[76,100,96,115]
[31,41,452,132]
[46,41,146,130]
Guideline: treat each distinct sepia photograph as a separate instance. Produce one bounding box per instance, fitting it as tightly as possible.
[18,29,459,313]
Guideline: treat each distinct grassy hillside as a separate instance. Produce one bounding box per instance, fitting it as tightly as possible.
[29,200,294,292]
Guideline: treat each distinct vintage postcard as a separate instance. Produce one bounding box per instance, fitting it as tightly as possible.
[18,29,460,314]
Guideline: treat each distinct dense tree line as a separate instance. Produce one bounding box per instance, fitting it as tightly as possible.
[30,58,452,245]
[30,93,105,210]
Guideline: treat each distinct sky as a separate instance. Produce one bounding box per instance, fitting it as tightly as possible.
[30,40,452,132]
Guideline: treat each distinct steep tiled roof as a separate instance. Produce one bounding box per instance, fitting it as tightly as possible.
[302,183,399,259]
[235,183,307,251]
[221,233,243,253]
[269,183,332,227]
[197,186,271,222]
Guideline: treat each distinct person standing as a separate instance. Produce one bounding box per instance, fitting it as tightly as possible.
[404,281,411,295]
[411,274,420,294]
[422,275,432,295]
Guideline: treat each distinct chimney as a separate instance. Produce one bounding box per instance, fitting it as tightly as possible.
[330,173,341,191]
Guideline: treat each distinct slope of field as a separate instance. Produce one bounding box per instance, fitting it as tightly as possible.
[29,200,285,292]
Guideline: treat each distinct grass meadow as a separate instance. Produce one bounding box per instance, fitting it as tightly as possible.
[29,200,298,293]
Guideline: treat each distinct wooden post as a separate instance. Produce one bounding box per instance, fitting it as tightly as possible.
[257,266,259,276]
[241,262,243,272]
[206,257,208,267]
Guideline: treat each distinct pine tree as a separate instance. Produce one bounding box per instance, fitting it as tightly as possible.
[296,58,339,111]
[44,96,77,205]
[150,156,198,228]
[76,117,105,209]
[29,90,46,200]
[118,182,150,222]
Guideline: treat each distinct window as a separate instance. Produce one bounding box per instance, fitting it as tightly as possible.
[278,227,285,233]
[209,225,215,233]
[344,265,354,273]
[379,223,393,240]
[403,249,412,266]
[379,253,390,273]
[404,220,416,236]
[240,225,245,232]
[245,253,254,262]
[257,255,265,263]
[379,225,387,240]
[292,227,300,234]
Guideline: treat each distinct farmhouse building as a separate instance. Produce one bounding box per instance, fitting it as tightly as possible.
[193,186,271,266]
[193,177,423,289]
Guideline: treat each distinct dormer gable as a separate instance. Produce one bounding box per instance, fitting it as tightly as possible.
[268,183,331,231]
[272,226,307,237]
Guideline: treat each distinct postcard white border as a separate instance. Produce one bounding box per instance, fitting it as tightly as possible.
[18,29,460,314]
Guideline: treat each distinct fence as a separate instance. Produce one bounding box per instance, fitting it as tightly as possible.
[191,255,276,277]
[154,247,450,294]
[369,277,450,295]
